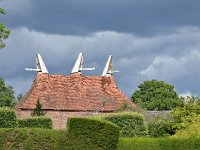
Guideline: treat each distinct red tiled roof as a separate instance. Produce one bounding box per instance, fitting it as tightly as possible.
[16,73,135,112]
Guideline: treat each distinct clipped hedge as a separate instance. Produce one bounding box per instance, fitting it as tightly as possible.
[17,117,52,129]
[64,117,120,150]
[0,117,120,149]
[0,128,61,149]
[118,137,200,150]
[0,107,17,128]
[103,112,147,137]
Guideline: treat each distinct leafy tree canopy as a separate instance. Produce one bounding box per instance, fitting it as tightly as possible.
[0,77,15,107]
[0,7,10,48]
[132,79,184,110]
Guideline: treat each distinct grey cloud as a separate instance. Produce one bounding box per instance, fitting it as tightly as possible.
[138,52,200,96]
[2,0,200,36]
[1,27,200,97]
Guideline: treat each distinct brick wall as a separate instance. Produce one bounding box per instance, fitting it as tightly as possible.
[16,110,111,129]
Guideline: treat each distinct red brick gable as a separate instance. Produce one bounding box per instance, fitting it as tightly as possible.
[16,73,135,112]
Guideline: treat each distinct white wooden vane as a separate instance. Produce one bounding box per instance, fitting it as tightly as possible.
[102,55,119,76]
[25,53,48,73]
[71,52,95,74]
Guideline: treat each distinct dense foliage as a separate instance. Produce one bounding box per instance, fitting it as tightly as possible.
[117,102,136,112]
[118,137,200,150]
[0,128,200,150]
[0,118,119,149]
[18,117,52,129]
[66,117,120,150]
[173,118,200,137]
[0,8,10,48]
[0,78,15,107]
[171,96,200,129]
[103,112,147,137]
[0,107,17,128]
[31,98,46,116]
[148,118,175,137]
[0,128,61,149]
[132,80,184,110]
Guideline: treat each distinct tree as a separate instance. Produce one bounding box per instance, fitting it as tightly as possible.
[0,77,15,107]
[17,93,23,102]
[31,98,46,116]
[132,80,183,110]
[0,7,10,48]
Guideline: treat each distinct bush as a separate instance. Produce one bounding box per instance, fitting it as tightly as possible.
[0,128,61,149]
[118,137,200,150]
[173,116,200,137]
[0,117,120,149]
[117,102,136,112]
[171,96,200,130]
[103,112,147,137]
[64,117,120,150]
[18,117,52,129]
[148,118,175,137]
[0,116,121,149]
[0,107,17,128]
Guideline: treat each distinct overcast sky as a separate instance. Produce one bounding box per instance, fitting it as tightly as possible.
[1,0,200,97]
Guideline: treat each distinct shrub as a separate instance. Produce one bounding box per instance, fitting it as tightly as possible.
[148,118,175,137]
[18,117,52,129]
[103,112,147,137]
[117,102,136,112]
[171,96,200,130]
[0,128,61,149]
[118,137,200,150]
[173,116,200,137]
[0,117,120,149]
[64,117,120,150]
[0,107,17,128]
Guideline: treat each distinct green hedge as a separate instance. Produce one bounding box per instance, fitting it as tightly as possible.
[0,107,17,128]
[65,117,120,150]
[1,128,200,150]
[17,117,52,129]
[103,112,147,137]
[118,137,200,150]
[0,128,61,149]
[0,118,120,149]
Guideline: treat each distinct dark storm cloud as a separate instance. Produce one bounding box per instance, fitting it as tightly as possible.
[1,27,200,97]
[1,0,200,98]
[2,0,200,36]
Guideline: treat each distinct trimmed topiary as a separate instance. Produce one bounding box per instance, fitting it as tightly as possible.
[0,128,61,149]
[0,107,17,128]
[18,117,52,129]
[64,117,120,150]
[103,112,147,137]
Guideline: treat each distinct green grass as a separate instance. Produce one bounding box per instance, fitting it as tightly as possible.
[117,137,200,150]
